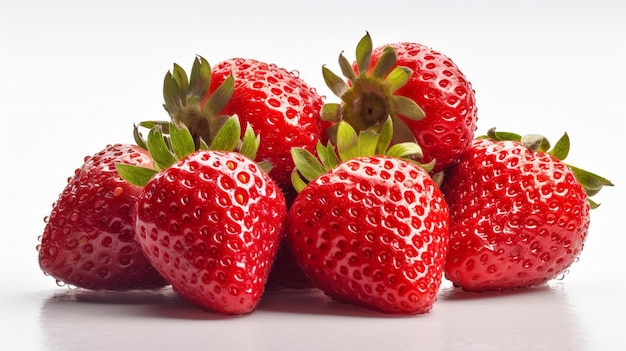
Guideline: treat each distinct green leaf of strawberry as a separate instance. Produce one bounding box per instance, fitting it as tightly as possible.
[162,56,235,148]
[117,115,261,187]
[290,118,432,193]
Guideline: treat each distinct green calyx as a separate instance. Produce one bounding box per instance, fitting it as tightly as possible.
[116,115,265,187]
[162,55,234,149]
[322,32,425,144]
[481,127,614,209]
[290,117,433,193]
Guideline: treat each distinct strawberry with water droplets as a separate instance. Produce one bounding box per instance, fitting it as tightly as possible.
[441,129,613,291]
[286,119,449,314]
[38,144,167,290]
[322,32,477,173]
[118,117,286,314]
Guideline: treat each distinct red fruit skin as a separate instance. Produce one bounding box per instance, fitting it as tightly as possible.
[38,144,167,290]
[135,150,286,314]
[364,43,477,173]
[441,139,591,291]
[207,58,331,193]
[287,156,449,314]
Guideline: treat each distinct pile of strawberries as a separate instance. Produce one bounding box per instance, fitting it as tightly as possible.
[37,33,612,315]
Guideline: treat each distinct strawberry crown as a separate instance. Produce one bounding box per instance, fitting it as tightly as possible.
[161,55,234,149]
[290,117,433,193]
[480,128,614,209]
[321,32,425,144]
[117,115,266,187]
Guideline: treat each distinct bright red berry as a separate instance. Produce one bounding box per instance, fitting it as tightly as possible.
[368,42,477,172]
[322,32,477,173]
[119,118,287,314]
[38,144,167,290]
[286,120,449,314]
[441,130,612,291]
[135,150,286,314]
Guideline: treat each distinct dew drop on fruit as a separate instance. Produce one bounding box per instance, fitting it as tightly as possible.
[43,216,49,224]
[556,270,570,280]
[289,70,300,78]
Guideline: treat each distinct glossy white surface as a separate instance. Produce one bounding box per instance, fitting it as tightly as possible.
[2,0,625,350]
[0,280,623,351]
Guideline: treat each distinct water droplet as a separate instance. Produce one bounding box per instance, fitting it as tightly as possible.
[556,270,570,280]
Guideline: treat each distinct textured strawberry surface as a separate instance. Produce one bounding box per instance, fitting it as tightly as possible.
[287,156,449,314]
[135,150,286,314]
[442,138,590,291]
[38,144,167,290]
[208,58,330,190]
[367,42,477,172]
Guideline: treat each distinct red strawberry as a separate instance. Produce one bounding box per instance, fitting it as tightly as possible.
[118,118,286,314]
[38,144,167,290]
[441,129,613,291]
[322,32,477,173]
[286,119,449,314]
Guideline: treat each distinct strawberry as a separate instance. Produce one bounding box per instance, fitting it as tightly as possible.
[38,144,167,290]
[117,117,286,314]
[286,119,449,314]
[322,32,477,173]
[441,129,613,291]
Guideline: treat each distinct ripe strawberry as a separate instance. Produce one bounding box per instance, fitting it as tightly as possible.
[441,129,613,291]
[322,32,477,173]
[286,119,449,314]
[118,117,286,314]
[38,144,167,290]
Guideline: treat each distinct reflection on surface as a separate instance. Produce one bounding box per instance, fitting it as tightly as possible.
[434,282,588,350]
[38,282,586,351]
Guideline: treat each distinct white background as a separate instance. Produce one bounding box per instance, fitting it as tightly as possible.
[1,0,625,350]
